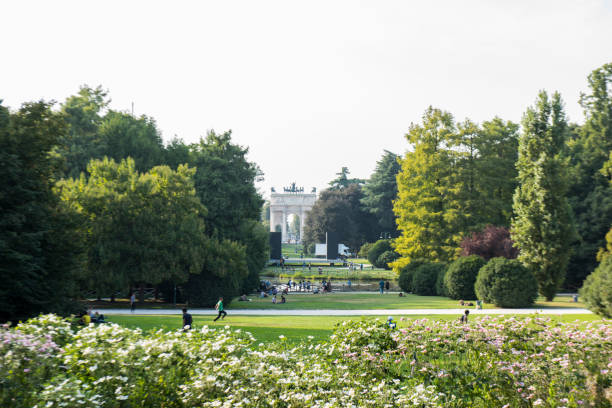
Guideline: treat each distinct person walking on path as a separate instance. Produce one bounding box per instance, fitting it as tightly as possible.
[213,297,227,321]
[130,293,136,312]
[182,308,193,330]
[379,279,385,294]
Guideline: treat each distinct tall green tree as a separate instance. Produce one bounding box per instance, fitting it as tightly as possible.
[511,91,575,300]
[394,107,463,263]
[189,131,263,238]
[361,150,401,237]
[565,63,612,288]
[59,85,109,178]
[186,131,267,294]
[328,167,365,190]
[58,158,208,302]
[0,101,83,322]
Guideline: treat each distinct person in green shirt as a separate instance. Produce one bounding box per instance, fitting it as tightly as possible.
[213,297,227,321]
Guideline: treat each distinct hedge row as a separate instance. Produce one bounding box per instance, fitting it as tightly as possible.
[398,256,538,308]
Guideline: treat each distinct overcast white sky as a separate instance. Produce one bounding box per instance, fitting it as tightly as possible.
[2,0,611,196]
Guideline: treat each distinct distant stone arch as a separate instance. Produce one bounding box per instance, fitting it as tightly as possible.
[270,184,316,243]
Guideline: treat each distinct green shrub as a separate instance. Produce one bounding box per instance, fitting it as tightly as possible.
[579,255,612,318]
[412,263,446,296]
[398,260,426,293]
[367,240,392,267]
[435,267,448,297]
[358,242,374,259]
[376,250,399,270]
[475,257,538,307]
[444,255,486,300]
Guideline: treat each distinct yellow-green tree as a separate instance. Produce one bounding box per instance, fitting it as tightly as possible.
[394,107,463,263]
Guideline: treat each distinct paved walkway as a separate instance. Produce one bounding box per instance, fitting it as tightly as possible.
[101,308,592,316]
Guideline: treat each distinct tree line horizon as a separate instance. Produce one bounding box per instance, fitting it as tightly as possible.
[1,62,610,322]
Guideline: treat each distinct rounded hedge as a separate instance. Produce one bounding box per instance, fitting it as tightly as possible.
[367,240,392,268]
[398,260,426,293]
[579,255,612,318]
[412,263,446,296]
[475,257,537,308]
[377,250,399,270]
[358,242,374,259]
[444,255,486,300]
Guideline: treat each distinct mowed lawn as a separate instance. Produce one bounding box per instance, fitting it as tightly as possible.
[106,313,599,344]
[229,292,585,310]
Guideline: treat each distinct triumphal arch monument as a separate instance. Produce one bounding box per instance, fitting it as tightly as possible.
[270,183,316,243]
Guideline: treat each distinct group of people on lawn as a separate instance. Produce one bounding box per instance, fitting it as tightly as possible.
[77,307,106,325]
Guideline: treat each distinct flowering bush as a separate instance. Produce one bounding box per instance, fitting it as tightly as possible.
[1,314,610,407]
[0,316,67,407]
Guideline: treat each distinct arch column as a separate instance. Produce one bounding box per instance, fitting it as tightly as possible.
[281,210,287,243]
[299,211,306,243]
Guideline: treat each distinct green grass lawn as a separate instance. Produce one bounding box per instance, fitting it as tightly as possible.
[281,243,303,257]
[261,266,395,280]
[230,292,586,310]
[93,293,585,311]
[106,313,600,344]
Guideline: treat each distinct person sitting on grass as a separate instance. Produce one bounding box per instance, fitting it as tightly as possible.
[92,311,105,323]
[459,310,469,323]
[239,294,248,301]
[272,295,277,304]
[281,294,286,304]
[79,311,91,325]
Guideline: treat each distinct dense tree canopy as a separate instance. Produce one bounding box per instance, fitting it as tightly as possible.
[58,158,208,301]
[565,63,612,289]
[393,109,520,266]
[303,184,377,251]
[0,101,83,322]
